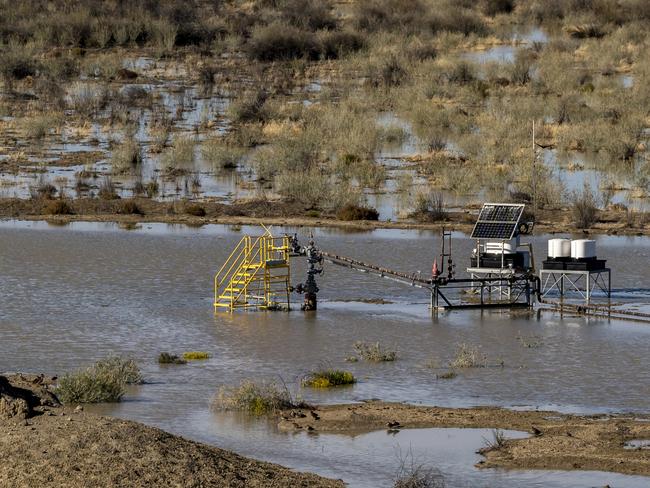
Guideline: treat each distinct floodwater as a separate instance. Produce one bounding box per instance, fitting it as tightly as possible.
[1,221,650,487]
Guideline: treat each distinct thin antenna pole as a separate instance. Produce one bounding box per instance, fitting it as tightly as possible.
[532,120,537,215]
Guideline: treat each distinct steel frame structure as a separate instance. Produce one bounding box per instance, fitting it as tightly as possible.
[539,268,611,302]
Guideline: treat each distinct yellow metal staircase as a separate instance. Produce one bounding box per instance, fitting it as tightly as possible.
[214,230,292,311]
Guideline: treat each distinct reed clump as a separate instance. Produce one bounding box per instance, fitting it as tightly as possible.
[449,343,487,369]
[213,380,298,416]
[44,199,73,215]
[353,341,397,362]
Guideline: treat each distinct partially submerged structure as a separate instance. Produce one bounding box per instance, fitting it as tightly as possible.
[213,203,613,313]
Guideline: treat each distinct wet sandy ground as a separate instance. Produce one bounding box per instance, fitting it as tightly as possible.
[278,401,650,476]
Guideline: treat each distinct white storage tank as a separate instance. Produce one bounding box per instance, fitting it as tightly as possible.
[571,239,596,259]
[547,238,571,258]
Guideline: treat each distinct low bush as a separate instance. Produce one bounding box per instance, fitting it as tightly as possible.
[571,184,599,228]
[368,56,408,88]
[158,352,187,365]
[247,23,321,62]
[202,139,246,169]
[411,190,446,222]
[117,200,142,215]
[56,356,141,404]
[320,30,365,59]
[35,180,57,199]
[228,91,268,124]
[162,136,196,172]
[111,138,142,174]
[302,369,356,388]
[98,177,119,200]
[145,180,159,198]
[45,199,73,215]
[353,341,397,362]
[213,379,297,415]
[94,356,142,385]
[336,204,379,221]
[185,203,206,217]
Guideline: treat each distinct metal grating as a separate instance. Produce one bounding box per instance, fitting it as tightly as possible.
[471,203,524,240]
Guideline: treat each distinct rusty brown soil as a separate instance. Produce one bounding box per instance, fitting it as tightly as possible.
[0,374,343,488]
[277,401,650,477]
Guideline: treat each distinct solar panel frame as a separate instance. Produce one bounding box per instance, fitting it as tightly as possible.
[470,203,525,240]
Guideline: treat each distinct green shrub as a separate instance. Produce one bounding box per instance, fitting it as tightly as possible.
[213,379,297,415]
[93,356,142,385]
[302,369,356,388]
[336,204,379,221]
[56,356,141,404]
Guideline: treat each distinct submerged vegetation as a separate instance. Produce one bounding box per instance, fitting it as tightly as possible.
[56,356,142,404]
[302,369,356,388]
[182,351,211,360]
[353,341,398,362]
[158,352,187,365]
[213,379,299,415]
[449,343,488,369]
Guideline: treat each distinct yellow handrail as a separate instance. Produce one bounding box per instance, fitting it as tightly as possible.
[230,236,265,306]
[214,236,251,307]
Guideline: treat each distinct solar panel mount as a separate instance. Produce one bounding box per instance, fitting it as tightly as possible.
[470,203,525,240]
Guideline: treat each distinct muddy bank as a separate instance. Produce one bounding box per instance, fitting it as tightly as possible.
[0,197,645,236]
[278,401,650,477]
[0,375,342,488]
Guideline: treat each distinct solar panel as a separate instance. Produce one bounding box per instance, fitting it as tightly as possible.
[470,203,524,240]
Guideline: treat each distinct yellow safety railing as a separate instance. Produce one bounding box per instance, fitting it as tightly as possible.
[214,229,291,311]
[214,235,251,307]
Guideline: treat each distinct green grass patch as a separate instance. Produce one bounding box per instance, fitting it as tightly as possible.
[182,351,211,360]
[302,369,356,388]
